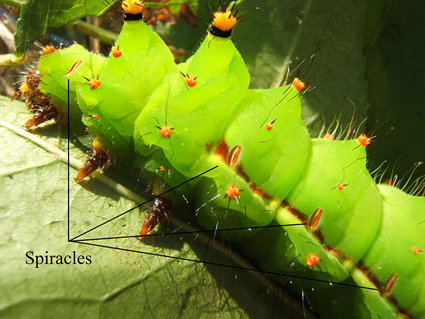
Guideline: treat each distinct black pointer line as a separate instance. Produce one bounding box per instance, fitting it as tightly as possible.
[74,223,307,242]
[69,165,218,241]
[67,79,70,242]
[75,241,378,292]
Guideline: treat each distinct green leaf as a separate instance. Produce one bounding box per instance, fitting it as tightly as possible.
[14,0,114,57]
[0,96,315,319]
[364,0,425,183]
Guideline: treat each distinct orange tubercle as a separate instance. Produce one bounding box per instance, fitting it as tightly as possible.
[42,45,55,55]
[306,254,321,267]
[225,185,240,199]
[111,44,122,58]
[413,247,421,254]
[265,119,276,131]
[89,114,99,121]
[159,125,173,138]
[291,77,305,91]
[356,133,372,147]
[337,183,346,190]
[88,78,101,90]
[323,133,335,141]
[181,72,197,87]
[213,10,237,32]
[121,0,145,15]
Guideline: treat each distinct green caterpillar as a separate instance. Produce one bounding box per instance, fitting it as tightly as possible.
[14,1,425,318]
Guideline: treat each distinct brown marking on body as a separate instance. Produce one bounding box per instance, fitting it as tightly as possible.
[249,183,273,200]
[214,138,229,162]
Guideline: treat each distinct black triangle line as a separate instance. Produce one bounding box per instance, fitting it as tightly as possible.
[72,240,378,291]
[70,165,218,241]
[73,223,307,242]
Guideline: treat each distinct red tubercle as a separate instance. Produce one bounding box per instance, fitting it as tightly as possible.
[384,179,395,186]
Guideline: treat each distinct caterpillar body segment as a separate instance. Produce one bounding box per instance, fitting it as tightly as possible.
[38,44,105,135]
[15,1,425,318]
[77,17,177,140]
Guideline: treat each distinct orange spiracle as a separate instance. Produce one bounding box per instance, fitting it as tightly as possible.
[384,273,398,295]
[308,208,323,230]
[228,145,241,167]
[66,60,83,77]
